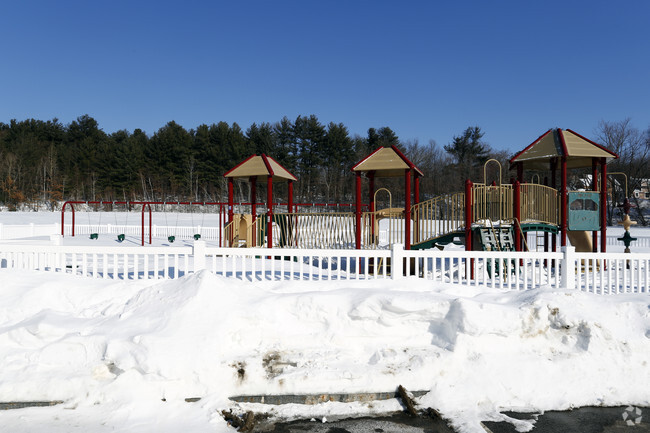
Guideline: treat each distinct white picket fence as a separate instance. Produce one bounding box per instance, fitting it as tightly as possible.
[1,241,648,294]
[0,223,60,240]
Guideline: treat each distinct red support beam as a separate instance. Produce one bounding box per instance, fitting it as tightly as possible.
[288,180,294,214]
[465,179,474,280]
[560,156,567,247]
[250,176,257,247]
[404,169,412,250]
[513,181,521,251]
[414,175,420,243]
[369,172,375,241]
[592,159,598,252]
[600,157,607,252]
[465,180,473,251]
[368,172,375,213]
[551,159,557,252]
[355,173,362,249]
[544,176,549,253]
[228,178,234,226]
[267,176,273,249]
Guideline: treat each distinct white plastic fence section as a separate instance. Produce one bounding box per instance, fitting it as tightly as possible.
[401,248,564,290]
[1,242,649,293]
[572,251,649,294]
[0,244,193,280]
[205,246,392,281]
[0,223,60,240]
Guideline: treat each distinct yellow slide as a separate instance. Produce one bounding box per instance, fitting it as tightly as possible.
[567,230,593,252]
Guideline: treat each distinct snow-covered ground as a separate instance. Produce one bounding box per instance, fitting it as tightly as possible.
[0,211,649,433]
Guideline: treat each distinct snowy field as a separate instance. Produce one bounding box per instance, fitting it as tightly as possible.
[0,211,649,433]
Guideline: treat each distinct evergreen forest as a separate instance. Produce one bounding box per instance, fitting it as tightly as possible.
[0,115,647,225]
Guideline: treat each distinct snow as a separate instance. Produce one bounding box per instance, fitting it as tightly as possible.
[0,212,649,432]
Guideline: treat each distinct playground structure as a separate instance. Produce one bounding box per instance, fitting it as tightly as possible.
[61,129,629,254]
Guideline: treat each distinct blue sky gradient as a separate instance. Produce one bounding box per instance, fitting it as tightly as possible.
[2,0,648,154]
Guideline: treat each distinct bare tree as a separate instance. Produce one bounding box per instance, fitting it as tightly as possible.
[595,119,649,225]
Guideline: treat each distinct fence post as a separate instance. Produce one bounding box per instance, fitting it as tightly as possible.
[391,243,404,280]
[561,246,575,290]
[193,240,206,273]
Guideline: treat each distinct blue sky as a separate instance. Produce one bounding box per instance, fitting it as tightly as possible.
[1,0,648,155]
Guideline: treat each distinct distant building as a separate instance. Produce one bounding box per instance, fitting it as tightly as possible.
[633,179,650,200]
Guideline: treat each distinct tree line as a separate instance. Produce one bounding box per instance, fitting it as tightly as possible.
[0,115,647,224]
[0,114,497,208]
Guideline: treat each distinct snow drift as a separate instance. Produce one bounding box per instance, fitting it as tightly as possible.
[0,268,648,432]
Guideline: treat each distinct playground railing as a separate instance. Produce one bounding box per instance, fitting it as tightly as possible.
[411,193,465,244]
[361,209,406,249]
[519,183,559,225]
[270,212,356,249]
[472,184,513,223]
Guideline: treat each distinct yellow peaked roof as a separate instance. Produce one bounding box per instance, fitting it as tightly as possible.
[224,154,297,181]
[510,129,618,170]
[351,146,424,177]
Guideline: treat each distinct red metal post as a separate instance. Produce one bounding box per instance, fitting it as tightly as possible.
[560,156,567,247]
[592,159,598,252]
[414,174,420,243]
[513,181,521,251]
[267,176,273,248]
[544,176,549,253]
[465,180,473,251]
[61,203,65,236]
[369,172,375,213]
[250,176,257,221]
[600,157,607,252]
[250,176,257,247]
[465,180,474,280]
[355,173,362,249]
[551,159,557,252]
[61,201,77,237]
[148,204,152,245]
[228,178,234,225]
[404,169,411,250]
[141,205,145,246]
[288,180,294,214]
[369,172,376,241]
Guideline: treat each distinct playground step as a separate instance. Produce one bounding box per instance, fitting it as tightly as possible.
[478,226,515,251]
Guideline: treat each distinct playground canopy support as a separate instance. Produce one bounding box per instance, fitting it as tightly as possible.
[223,154,297,248]
[509,128,618,253]
[351,145,424,250]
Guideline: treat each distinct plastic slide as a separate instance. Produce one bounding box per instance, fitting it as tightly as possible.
[567,230,593,252]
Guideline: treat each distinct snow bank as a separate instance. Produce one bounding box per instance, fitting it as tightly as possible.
[0,269,648,432]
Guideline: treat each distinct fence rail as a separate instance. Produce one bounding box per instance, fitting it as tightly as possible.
[1,241,648,294]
